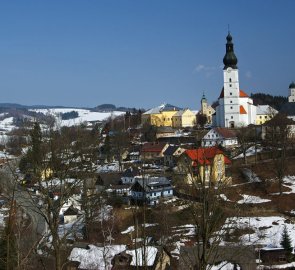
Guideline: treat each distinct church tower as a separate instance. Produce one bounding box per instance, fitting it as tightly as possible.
[217,32,240,127]
[214,32,256,128]
[288,82,295,102]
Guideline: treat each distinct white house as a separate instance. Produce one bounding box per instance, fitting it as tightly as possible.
[201,127,238,148]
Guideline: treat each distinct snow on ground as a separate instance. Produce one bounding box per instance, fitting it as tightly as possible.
[97,162,120,173]
[0,117,15,132]
[222,216,295,248]
[236,195,271,204]
[121,226,135,234]
[30,108,125,127]
[210,261,241,270]
[259,262,295,269]
[126,246,158,266]
[220,194,231,202]
[233,146,262,159]
[172,224,196,237]
[68,244,126,270]
[271,176,295,195]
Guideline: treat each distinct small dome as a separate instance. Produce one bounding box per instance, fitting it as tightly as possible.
[223,52,237,67]
[226,33,232,42]
[289,81,295,89]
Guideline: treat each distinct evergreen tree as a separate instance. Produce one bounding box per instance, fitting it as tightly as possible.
[280,225,293,253]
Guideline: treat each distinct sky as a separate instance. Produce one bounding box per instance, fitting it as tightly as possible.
[0,1,294,110]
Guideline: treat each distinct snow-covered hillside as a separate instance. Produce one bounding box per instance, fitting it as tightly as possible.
[30,108,125,127]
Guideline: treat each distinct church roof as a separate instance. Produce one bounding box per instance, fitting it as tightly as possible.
[289,81,295,89]
[239,105,247,114]
[219,88,249,99]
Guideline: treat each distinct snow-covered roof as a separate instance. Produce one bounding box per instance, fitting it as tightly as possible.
[68,244,126,270]
[256,105,277,115]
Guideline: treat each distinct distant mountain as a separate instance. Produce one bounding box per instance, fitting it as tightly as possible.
[93,103,143,112]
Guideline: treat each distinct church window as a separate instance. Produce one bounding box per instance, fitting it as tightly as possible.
[231,116,233,119]
[230,100,232,103]
[230,106,233,109]
[229,78,232,82]
[230,92,232,95]
[229,84,232,87]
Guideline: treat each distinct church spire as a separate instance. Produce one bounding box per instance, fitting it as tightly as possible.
[223,32,238,70]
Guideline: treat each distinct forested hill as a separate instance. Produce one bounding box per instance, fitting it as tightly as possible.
[250,93,287,111]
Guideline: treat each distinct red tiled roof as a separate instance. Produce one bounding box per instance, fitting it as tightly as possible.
[214,127,237,138]
[185,147,227,166]
[219,88,249,99]
[141,142,166,153]
[239,90,249,97]
[240,105,247,114]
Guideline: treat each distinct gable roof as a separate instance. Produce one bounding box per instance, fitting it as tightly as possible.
[132,177,172,193]
[213,128,237,138]
[163,145,179,156]
[185,147,231,165]
[141,142,167,153]
[256,105,278,115]
[143,103,181,115]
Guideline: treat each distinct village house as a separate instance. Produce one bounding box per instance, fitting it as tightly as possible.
[121,167,141,184]
[141,142,168,161]
[177,146,231,184]
[171,108,196,128]
[201,127,238,148]
[130,177,173,205]
[163,145,185,168]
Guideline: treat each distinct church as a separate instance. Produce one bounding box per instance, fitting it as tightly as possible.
[213,33,257,128]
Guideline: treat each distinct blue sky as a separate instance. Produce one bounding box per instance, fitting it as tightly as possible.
[0,1,294,109]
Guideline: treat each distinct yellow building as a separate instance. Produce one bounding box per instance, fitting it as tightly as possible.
[255,105,277,125]
[172,109,196,128]
[141,104,180,127]
[200,94,215,124]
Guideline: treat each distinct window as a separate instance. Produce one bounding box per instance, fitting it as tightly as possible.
[230,106,233,109]
[229,78,232,82]
[229,84,232,87]
[230,92,232,95]
[231,116,233,119]
[260,116,262,119]
[230,100,232,103]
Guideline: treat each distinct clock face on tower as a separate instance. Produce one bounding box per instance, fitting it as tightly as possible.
[227,67,232,73]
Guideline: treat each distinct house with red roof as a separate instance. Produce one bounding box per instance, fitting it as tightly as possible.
[201,127,238,148]
[177,146,231,184]
[213,33,257,128]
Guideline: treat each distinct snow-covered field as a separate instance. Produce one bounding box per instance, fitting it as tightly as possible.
[223,216,295,248]
[30,108,125,127]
